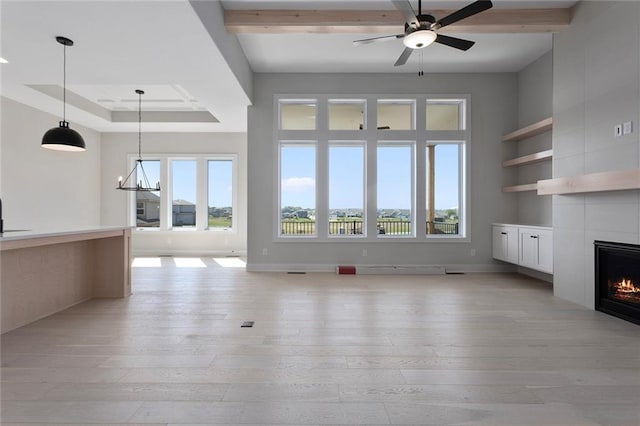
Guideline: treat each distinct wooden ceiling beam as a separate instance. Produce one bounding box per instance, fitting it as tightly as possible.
[224,8,572,34]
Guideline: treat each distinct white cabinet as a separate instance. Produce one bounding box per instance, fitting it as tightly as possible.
[518,227,553,274]
[492,224,553,274]
[492,225,518,264]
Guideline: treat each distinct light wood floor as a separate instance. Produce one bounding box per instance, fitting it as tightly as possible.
[2,257,640,425]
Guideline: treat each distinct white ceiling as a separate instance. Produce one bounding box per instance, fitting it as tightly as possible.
[0,0,576,133]
[224,0,575,73]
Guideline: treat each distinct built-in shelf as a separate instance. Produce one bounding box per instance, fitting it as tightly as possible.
[538,168,640,195]
[502,117,553,142]
[502,117,553,195]
[503,149,553,167]
[502,183,538,193]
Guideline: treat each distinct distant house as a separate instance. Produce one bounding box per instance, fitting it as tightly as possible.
[136,192,160,225]
[172,199,196,226]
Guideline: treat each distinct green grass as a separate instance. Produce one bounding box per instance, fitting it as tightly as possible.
[208,216,232,228]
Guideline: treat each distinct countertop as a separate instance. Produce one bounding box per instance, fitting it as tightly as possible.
[0,226,133,250]
[492,223,552,229]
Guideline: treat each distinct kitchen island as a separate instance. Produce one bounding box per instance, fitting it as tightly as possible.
[0,227,131,333]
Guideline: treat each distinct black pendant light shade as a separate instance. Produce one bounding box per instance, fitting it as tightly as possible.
[42,36,86,151]
[42,121,86,151]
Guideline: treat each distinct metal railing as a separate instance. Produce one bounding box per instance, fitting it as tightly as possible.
[280,220,458,236]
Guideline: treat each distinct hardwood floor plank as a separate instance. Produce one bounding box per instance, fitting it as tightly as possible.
[1,261,639,425]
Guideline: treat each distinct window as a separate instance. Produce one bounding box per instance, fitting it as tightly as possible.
[171,160,197,229]
[273,95,467,241]
[377,144,414,236]
[377,100,415,130]
[280,100,317,130]
[135,160,160,228]
[426,143,463,236]
[329,100,365,130]
[426,99,465,130]
[208,160,233,230]
[280,143,316,236]
[329,143,365,236]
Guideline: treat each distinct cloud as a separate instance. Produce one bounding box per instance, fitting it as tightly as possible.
[282,177,315,192]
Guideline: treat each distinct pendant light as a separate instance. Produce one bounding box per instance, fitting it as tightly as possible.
[116,90,160,192]
[42,36,86,151]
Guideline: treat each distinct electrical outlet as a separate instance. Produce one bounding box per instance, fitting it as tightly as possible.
[623,121,633,135]
[262,248,268,256]
[470,248,476,257]
[614,124,623,137]
[362,249,367,257]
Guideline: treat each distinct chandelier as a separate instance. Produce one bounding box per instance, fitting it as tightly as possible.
[116,89,160,192]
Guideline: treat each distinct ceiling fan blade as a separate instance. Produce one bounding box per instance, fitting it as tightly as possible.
[434,0,493,29]
[435,34,475,51]
[353,34,404,46]
[394,47,413,66]
[391,0,419,27]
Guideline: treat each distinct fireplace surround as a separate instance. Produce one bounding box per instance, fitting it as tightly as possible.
[594,240,640,325]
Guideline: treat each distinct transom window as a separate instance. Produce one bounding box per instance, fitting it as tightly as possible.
[276,96,468,240]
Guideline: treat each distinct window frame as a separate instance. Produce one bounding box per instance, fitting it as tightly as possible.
[328,141,367,238]
[425,140,466,239]
[273,94,470,242]
[126,154,238,234]
[376,141,416,238]
[278,141,318,239]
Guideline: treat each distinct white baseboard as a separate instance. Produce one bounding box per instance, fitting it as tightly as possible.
[246,263,516,274]
[132,249,247,258]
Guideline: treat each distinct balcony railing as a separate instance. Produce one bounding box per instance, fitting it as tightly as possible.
[280,220,458,236]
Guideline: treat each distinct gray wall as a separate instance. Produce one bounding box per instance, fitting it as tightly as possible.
[247,73,518,271]
[516,51,553,226]
[1,97,101,231]
[553,1,640,308]
[101,132,248,256]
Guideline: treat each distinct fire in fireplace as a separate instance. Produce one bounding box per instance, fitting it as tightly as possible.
[595,240,640,325]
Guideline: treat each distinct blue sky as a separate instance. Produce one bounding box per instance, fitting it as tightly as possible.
[281,144,461,210]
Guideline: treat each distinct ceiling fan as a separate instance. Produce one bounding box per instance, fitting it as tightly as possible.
[353,0,493,66]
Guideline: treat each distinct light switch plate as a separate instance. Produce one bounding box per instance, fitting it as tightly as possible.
[615,124,623,137]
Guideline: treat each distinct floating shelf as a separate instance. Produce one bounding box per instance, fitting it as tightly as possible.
[538,169,640,195]
[502,183,538,193]
[503,149,553,167]
[502,117,553,142]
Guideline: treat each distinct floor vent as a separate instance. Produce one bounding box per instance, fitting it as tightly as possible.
[241,321,254,328]
[287,271,306,274]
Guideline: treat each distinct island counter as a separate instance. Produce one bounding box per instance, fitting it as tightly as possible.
[1,227,132,333]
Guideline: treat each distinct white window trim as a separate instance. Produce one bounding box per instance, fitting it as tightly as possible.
[126,153,238,234]
[328,141,367,239]
[277,141,318,238]
[273,94,470,243]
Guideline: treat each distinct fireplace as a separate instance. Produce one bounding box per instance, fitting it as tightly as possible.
[594,241,640,325]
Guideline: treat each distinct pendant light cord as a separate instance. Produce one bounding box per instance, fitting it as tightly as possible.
[138,91,142,159]
[62,43,67,122]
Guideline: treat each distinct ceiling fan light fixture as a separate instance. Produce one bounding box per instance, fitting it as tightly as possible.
[403,30,437,49]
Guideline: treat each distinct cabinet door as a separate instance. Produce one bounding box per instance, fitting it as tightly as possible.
[519,229,538,269]
[492,226,518,264]
[519,228,553,273]
[536,229,553,273]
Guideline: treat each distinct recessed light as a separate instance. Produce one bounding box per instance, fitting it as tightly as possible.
[0,57,8,64]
